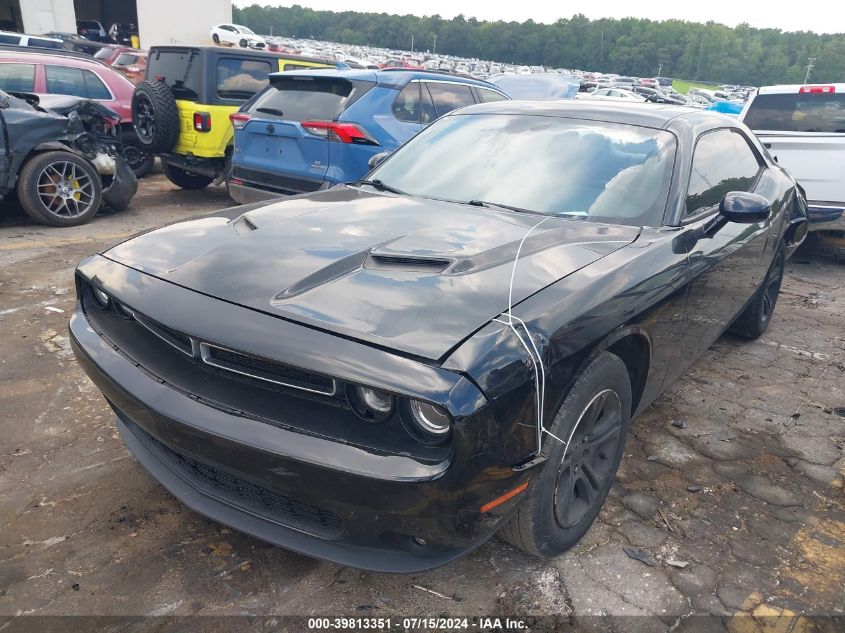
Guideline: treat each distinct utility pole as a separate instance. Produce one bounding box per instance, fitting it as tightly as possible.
[433,33,437,54]
[805,57,815,83]
[411,34,414,52]
[657,63,663,77]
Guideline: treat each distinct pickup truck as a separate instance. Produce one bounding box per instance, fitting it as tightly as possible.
[741,84,845,257]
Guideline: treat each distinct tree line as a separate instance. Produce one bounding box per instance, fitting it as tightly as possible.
[233,4,845,85]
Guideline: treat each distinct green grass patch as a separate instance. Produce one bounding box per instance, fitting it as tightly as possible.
[673,80,721,94]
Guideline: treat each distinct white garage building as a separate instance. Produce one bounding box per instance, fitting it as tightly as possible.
[0,0,232,48]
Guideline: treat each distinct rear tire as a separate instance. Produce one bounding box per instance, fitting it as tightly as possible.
[729,244,785,340]
[132,80,180,153]
[162,163,213,190]
[212,33,220,44]
[17,151,103,227]
[500,352,632,557]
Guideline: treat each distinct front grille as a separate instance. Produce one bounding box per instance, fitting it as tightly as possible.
[201,343,336,395]
[82,282,335,399]
[133,312,194,356]
[138,423,343,537]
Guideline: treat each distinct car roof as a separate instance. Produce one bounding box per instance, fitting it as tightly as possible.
[0,49,107,68]
[755,83,845,94]
[267,67,502,90]
[453,100,736,131]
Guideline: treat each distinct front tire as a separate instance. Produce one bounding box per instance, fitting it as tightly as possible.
[17,151,103,227]
[162,164,213,190]
[500,352,632,557]
[729,244,785,340]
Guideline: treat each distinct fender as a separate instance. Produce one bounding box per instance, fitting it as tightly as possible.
[31,141,81,156]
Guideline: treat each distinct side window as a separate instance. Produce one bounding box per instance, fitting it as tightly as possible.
[283,63,313,71]
[477,88,507,103]
[686,130,763,218]
[425,82,475,118]
[0,63,36,92]
[45,66,111,100]
[392,82,421,123]
[0,34,21,45]
[216,58,271,99]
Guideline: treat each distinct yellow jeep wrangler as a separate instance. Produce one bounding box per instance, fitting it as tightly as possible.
[132,46,335,189]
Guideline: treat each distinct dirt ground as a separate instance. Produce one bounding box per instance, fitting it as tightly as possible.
[1,170,844,632]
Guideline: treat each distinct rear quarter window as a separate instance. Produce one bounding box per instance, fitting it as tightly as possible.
[477,88,507,103]
[0,34,21,45]
[217,58,272,100]
[745,93,845,133]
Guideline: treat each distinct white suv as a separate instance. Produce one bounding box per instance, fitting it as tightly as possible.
[741,84,845,254]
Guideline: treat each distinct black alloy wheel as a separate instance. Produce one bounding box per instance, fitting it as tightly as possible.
[553,389,624,529]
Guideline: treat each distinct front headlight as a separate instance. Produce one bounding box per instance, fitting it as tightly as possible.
[91,286,110,308]
[408,400,451,439]
[348,385,394,422]
[356,386,393,413]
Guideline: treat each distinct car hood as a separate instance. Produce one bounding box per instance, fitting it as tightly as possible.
[104,187,639,360]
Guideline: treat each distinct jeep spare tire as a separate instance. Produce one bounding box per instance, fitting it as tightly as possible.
[132,80,180,153]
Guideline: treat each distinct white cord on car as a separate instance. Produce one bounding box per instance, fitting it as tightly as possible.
[493,216,565,457]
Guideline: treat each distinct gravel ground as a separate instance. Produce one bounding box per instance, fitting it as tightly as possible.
[1,171,843,631]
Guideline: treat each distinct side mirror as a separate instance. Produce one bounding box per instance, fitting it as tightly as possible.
[368,151,391,169]
[677,191,773,251]
[719,191,771,223]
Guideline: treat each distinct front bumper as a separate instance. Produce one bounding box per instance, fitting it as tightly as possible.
[69,262,526,571]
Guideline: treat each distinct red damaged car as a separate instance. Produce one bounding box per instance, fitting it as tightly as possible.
[0,49,152,176]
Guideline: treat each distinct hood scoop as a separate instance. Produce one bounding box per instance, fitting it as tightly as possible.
[366,254,453,272]
[275,250,454,301]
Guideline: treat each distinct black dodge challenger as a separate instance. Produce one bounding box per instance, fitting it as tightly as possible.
[70,102,808,572]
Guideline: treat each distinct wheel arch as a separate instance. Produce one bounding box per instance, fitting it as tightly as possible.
[562,327,653,419]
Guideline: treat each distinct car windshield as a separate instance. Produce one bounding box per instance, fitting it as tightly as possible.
[236,25,255,35]
[369,113,676,226]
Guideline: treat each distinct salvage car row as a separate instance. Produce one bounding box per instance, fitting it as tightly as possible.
[0,43,840,257]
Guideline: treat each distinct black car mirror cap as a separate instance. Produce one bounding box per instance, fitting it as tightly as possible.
[719,191,771,223]
[368,151,391,169]
[701,191,771,239]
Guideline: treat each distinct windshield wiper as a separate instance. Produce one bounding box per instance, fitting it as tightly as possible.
[356,179,406,195]
[466,199,540,215]
[256,107,284,117]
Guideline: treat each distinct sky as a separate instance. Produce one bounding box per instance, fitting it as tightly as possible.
[232,0,845,34]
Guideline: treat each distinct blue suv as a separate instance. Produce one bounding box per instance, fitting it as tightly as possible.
[227,69,509,203]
